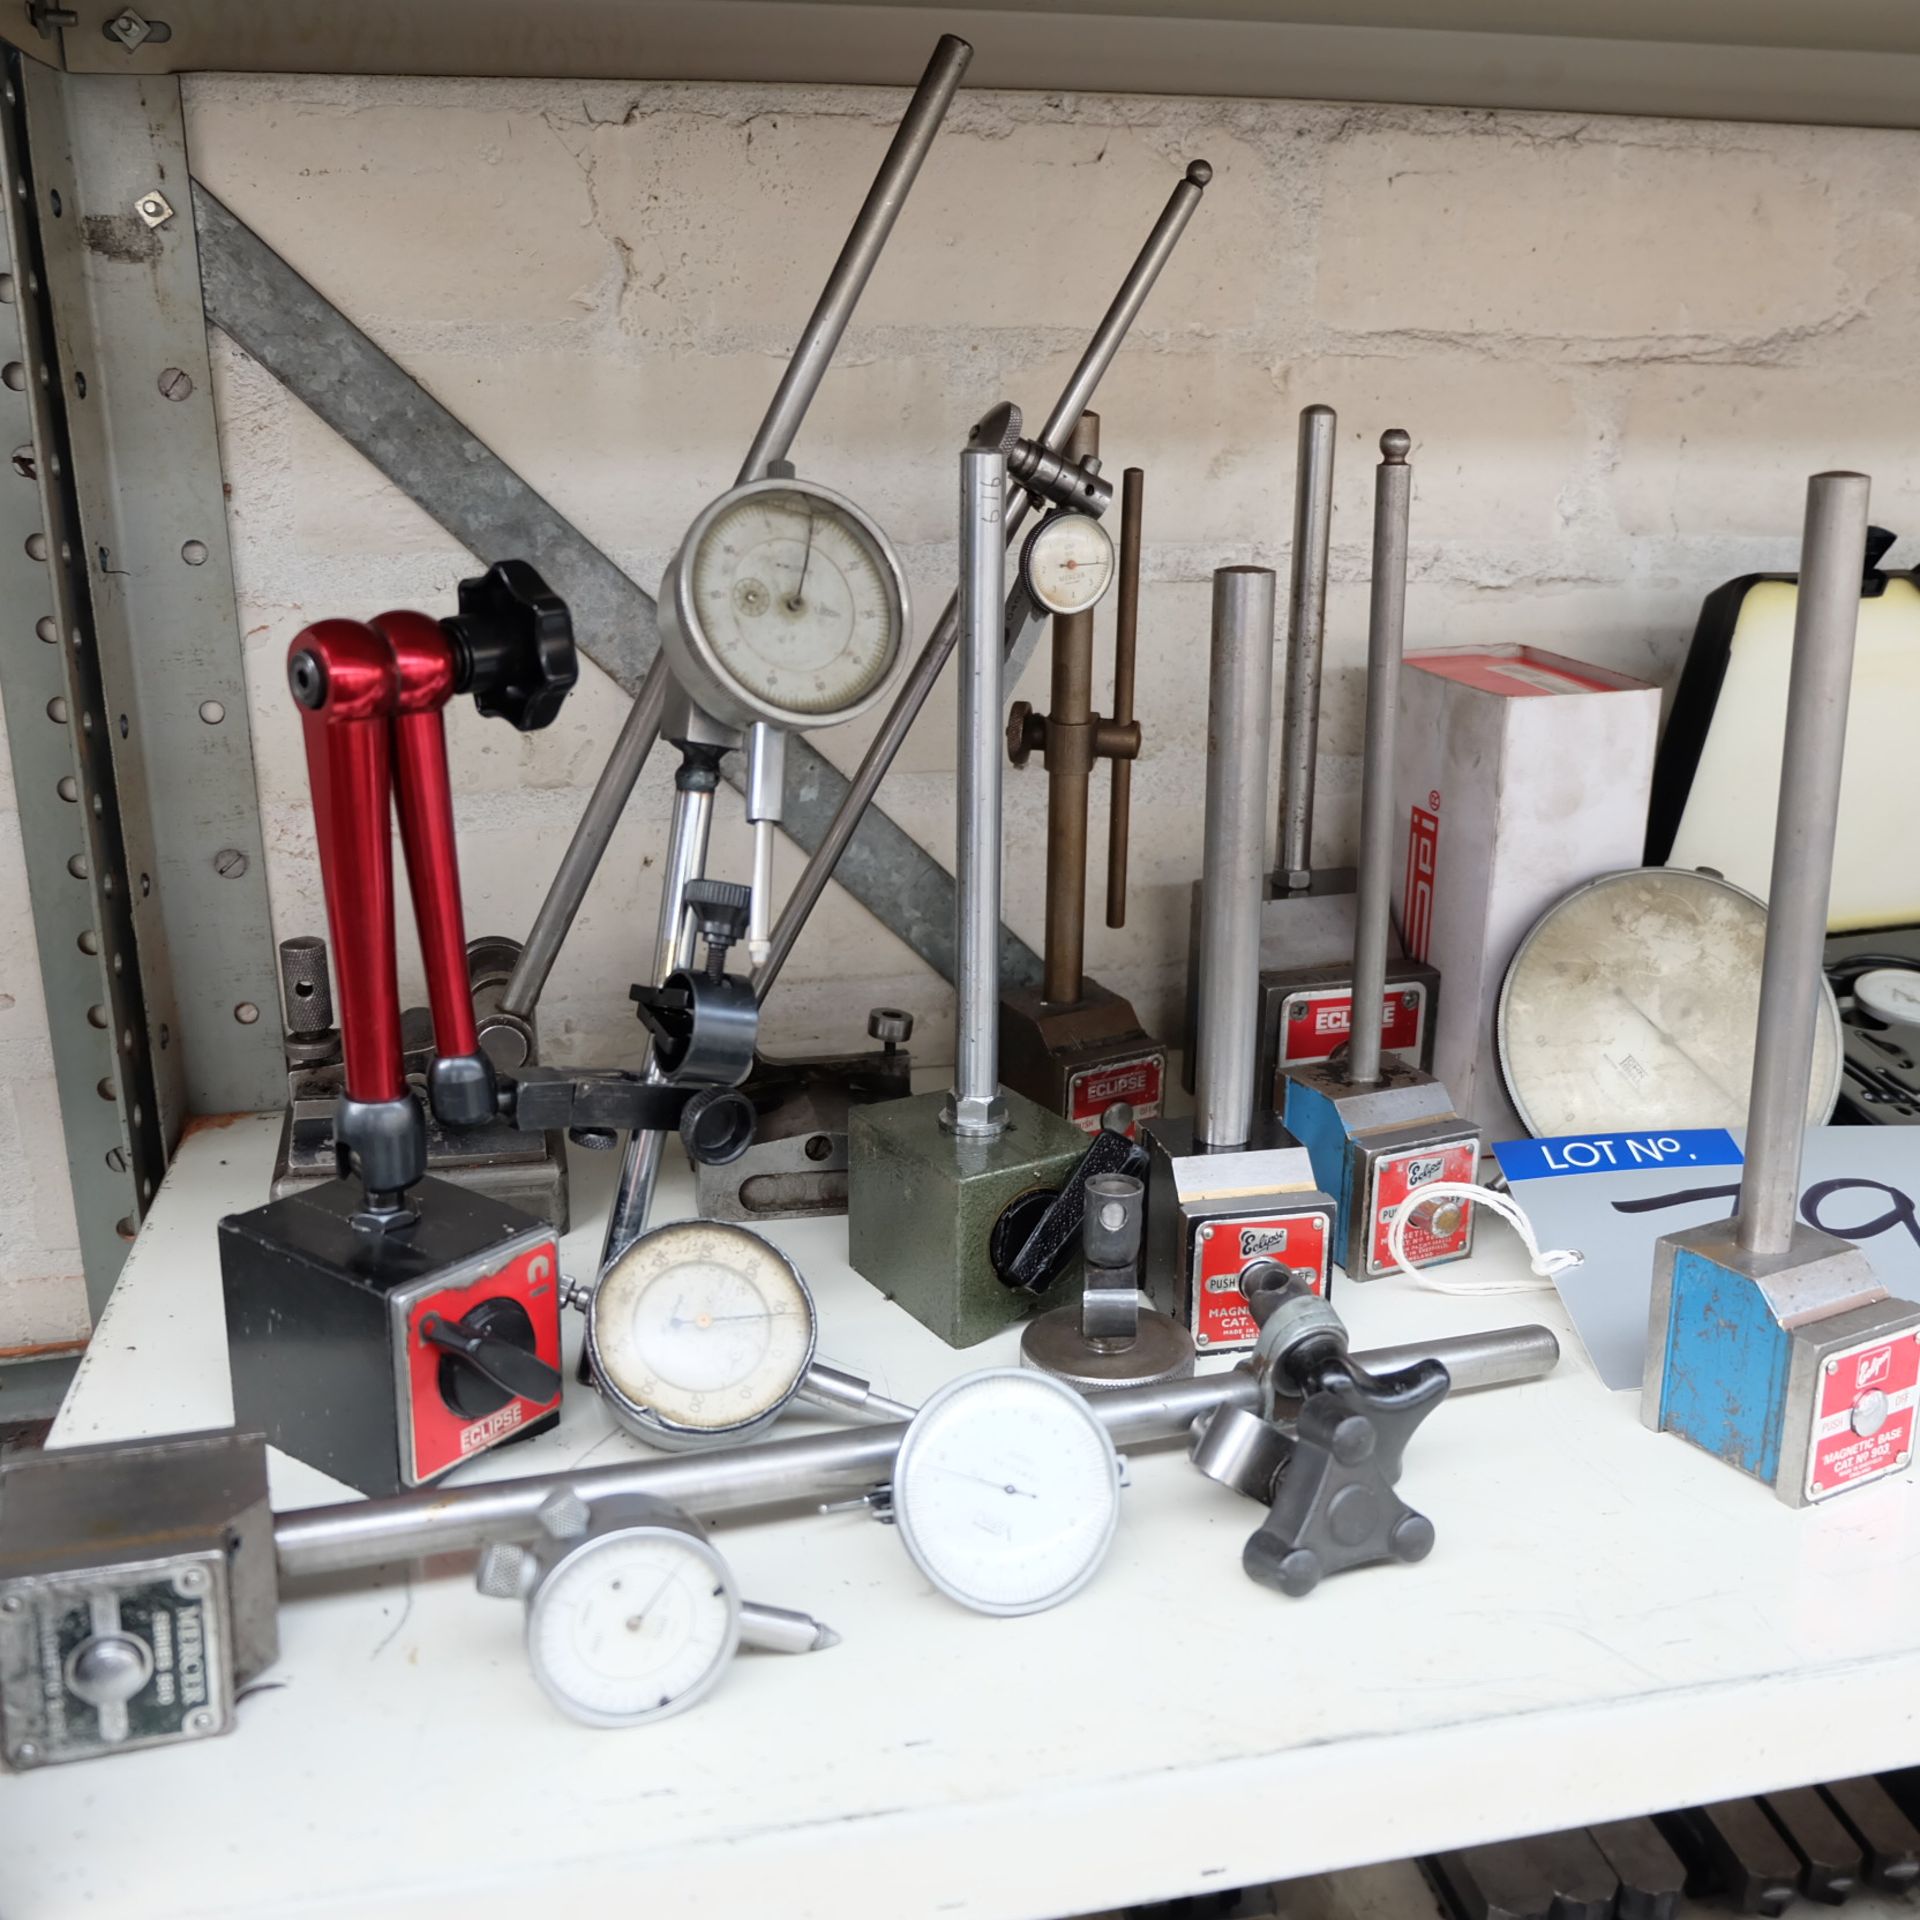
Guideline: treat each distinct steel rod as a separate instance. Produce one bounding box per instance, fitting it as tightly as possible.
[1106,466,1143,930]
[273,1321,1558,1581]
[500,662,665,1017]
[597,768,716,1272]
[501,36,969,1018]
[1194,567,1276,1149]
[752,159,1213,1002]
[734,35,972,489]
[1277,404,1337,890]
[1347,430,1412,1089]
[1735,470,1870,1257]
[943,447,1010,1137]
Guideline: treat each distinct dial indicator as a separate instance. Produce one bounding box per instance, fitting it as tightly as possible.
[589,1221,818,1449]
[889,1369,1123,1616]
[661,477,909,730]
[525,1523,741,1727]
[1022,511,1116,616]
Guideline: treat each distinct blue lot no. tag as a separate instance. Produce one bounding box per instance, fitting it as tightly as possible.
[1499,1125,1920,1391]
[1493,1130,1742,1184]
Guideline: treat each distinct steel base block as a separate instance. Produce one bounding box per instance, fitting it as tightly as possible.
[998,976,1166,1133]
[1281,1063,1479,1279]
[1642,1218,1920,1506]
[847,1088,1086,1348]
[1141,1112,1335,1355]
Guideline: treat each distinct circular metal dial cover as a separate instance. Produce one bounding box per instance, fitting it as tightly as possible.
[526,1522,741,1727]
[1498,867,1844,1138]
[661,477,909,730]
[590,1221,818,1448]
[890,1369,1123,1616]
[1021,511,1116,616]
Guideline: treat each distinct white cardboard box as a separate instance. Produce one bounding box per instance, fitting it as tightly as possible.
[1391,645,1660,1145]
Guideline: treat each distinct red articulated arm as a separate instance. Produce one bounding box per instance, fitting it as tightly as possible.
[372,609,495,1128]
[286,564,577,1219]
[287,620,424,1210]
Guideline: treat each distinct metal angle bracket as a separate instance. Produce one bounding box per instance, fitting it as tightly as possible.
[0,49,151,1305]
[20,64,278,1132]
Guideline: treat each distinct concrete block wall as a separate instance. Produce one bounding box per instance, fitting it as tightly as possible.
[3,72,1918,1343]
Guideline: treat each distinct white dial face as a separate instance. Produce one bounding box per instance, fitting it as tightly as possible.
[528,1528,738,1727]
[891,1370,1121,1616]
[1023,513,1115,615]
[1855,966,1920,1027]
[687,485,900,719]
[594,1222,815,1436]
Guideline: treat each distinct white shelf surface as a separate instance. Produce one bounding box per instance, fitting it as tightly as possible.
[6,1112,1920,1920]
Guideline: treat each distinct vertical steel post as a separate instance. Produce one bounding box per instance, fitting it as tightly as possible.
[1277,404,1337,890]
[1347,431,1412,1090]
[1194,567,1276,1150]
[1735,471,1870,1258]
[942,448,1010,1138]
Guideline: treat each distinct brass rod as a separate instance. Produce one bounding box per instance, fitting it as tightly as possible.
[1106,466,1144,929]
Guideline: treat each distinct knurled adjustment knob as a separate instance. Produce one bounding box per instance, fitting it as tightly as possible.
[683,878,751,961]
[968,400,1024,458]
[441,558,578,733]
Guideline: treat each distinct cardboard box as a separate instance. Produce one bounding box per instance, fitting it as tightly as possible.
[1392,646,1659,1145]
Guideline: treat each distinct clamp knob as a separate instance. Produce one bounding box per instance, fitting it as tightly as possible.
[1241,1350,1450,1598]
[683,878,752,973]
[440,559,578,733]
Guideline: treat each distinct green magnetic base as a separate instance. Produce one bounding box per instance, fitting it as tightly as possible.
[848,1087,1087,1349]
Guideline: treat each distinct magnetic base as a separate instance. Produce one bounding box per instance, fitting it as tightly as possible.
[1643,1217,1920,1506]
[1141,1112,1336,1354]
[1280,1062,1479,1280]
[1019,1301,1196,1391]
[220,1175,562,1496]
[847,1088,1086,1348]
[998,977,1166,1133]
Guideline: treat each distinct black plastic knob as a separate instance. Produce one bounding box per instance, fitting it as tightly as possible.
[422,1297,562,1418]
[441,559,578,733]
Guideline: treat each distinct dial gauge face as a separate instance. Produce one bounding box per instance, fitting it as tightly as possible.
[527,1527,740,1727]
[1022,512,1115,616]
[1498,867,1843,1138]
[1854,967,1920,1027]
[672,480,907,727]
[890,1369,1122,1617]
[592,1222,817,1440]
